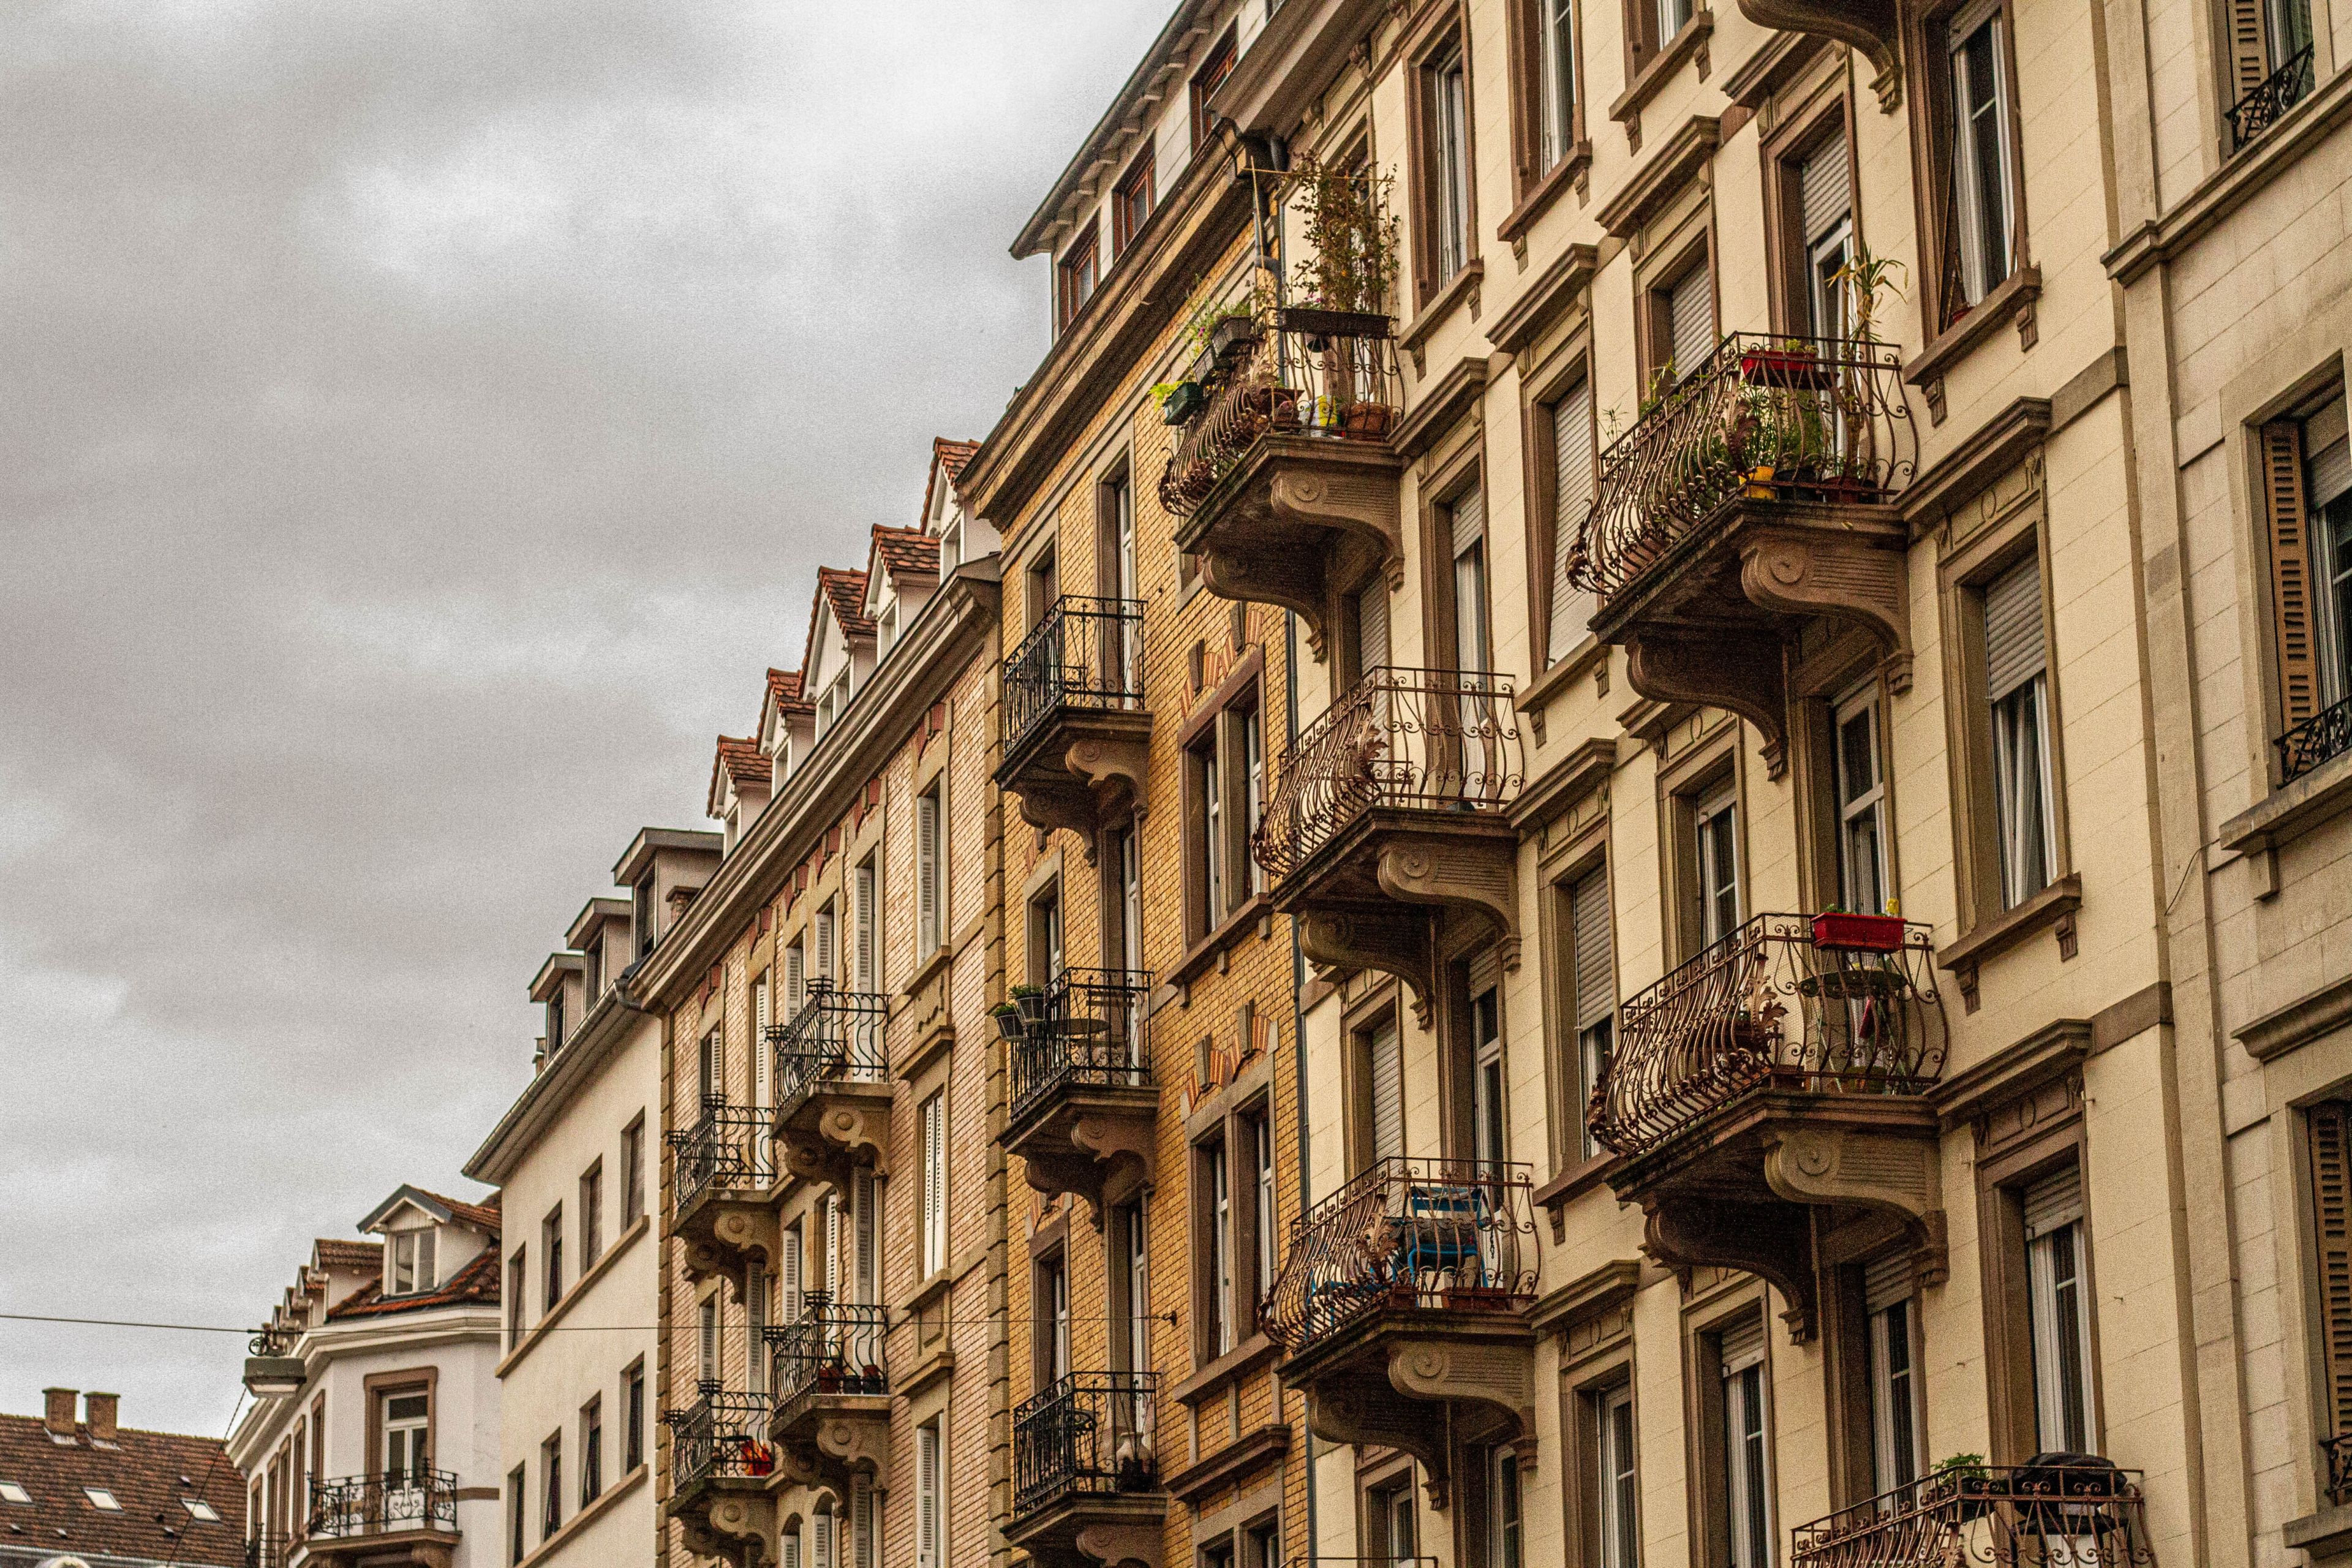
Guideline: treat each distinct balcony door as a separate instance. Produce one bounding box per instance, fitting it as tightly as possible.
[1469,962,1506,1180]
[1695,786,1743,948]
[1447,486,1499,801]
[1834,689,1890,917]
[1367,1017,1406,1167]
[380,1390,429,1525]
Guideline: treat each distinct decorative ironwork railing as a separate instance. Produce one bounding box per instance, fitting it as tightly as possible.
[244,1532,291,1568]
[306,1470,457,1539]
[2230,46,2314,149]
[1790,1461,2153,1568]
[1569,333,1918,601]
[2327,1432,2352,1507]
[665,1097,777,1218]
[1008,967,1155,1125]
[661,1382,775,1490]
[1159,309,1404,519]
[769,982,890,1125]
[1001,594,1145,760]
[1253,666,1522,881]
[2278,693,2352,783]
[1588,914,1948,1158]
[766,1292,891,1431]
[1262,1156,1538,1354]
[1011,1371,1160,1519]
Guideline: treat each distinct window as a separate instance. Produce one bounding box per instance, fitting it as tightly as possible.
[1654,258,1716,383]
[633,871,655,961]
[1114,149,1156,254]
[543,1205,564,1311]
[852,1473,878,1568]
[625,1361,646,1472]
[1422,38,1474,285]
[1030,883,1064,987]
[1205,1542,1237,1568]
[1536,0,1579,170]
[698,1297,718,1383]
[622,1116,645,1227]
[541,1431,562,1540]
[508,1251,527,1348]
[382,1390,429,1479]
[1717,1317,1773,1568]
[747,1264,768,1395]
[785,1525,805,1568]
[2260,397,2352,778]
[854,857,879,991]
[815,901,837,988]
[1545,374,1597,662]
[1187,693,1264,938]
[1191,28,1238,151]
[390,1228,437,1296]
[1863,1253,1924,1493]
[1251,1113,1277,1313]
[917,785,946,958]
[1104,822,1144,971]
[786,938,807,1016]
[1471,976,1506,1175]
[2225,0,2315,141]
[1653,0,1695,53]
[1566,865,1615,1162]
[1351,578,1392,687]
[1243,701,1266,899]
[1039,1252,1071,1384]
[508,1466,526,1564]
[2307,1102,2352,1468]
[1489,1448,1524,1568]
[583,938,601,1001]
[1056,222,1100,333]
[1202,1133,1235,1357]
[1696,786,1742,947]
[0,1480,28,1506]
[548,987,565,1052]
[853,1167,881,1303]
[1939,0,2021,320]
[783,1219,805,1324]
[580,1163,603,1273]
[183,1499,222,1523]
[815,1501,837,1568]
[581,1396,604,1507]
[1370,1477,1417,1564]
[1595,1381,1640,1568]
[1247,1521,1282,1568]
[1113,1198,1152,1373]
[698,1027,723,1107]
[754,974,772,1115]
[916,1419,945,1568]
[1191,727,1226,935]
[1983,556,2056,908]
[1834,688,1890,914]
[921,1091,949,1277]
[1790,129,1855,338]
[2024,1166,2096,1452]
[83,1488,121,1511]
[1363,1014,1406,1166]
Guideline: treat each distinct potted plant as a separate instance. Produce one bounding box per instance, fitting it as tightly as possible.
[1341,401,1394,441]
[1929,1453,1996,1518]
[1012,983,1051,1029]
[990,1001,1026,1042]
[1286,150,1400,334]
[1812,904,1907,952]
[1829,246,1909,345]
[1154,379,1207,426]
[1740,339,1830,387]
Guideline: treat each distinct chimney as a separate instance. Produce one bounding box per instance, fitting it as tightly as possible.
[84,1393,118,1442]
[41,1387,77,1438]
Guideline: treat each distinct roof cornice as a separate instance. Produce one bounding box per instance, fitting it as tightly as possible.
[462,986,652,1185]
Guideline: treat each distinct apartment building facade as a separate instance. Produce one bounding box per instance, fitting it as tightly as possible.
[231,1188,504,1568]
[467,850,684,1567]
[638,442,1007,1568]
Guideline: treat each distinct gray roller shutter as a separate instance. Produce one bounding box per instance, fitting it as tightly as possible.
[1983,557,2048,700]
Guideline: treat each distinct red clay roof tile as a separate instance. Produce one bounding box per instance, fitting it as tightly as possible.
[0,1409,246,1566]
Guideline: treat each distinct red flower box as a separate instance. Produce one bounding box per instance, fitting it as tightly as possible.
[1812,912,1907,952]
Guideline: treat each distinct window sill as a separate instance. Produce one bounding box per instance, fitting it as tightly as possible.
[1498,145,1594,249]
[2218,741,2352,872]
[1933,871,2081,1012]
[1532,1150,1618,1220]
[1515,633,1610,717]
[898,941,955,1003]
[496,1214,649,1378]
[1609,11,1715,132]
[512,1464,647,1568]
[1164,1422,1292,1505]
[1400,259,1485,364]
[1166,1330,1281,1408]
[1903,265,2042,399]
[1166,892,1276,992]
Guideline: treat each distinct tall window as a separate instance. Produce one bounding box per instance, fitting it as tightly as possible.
[1251,1113,1277,1314]
[1793,131,1855,337]
[548,987,565,1052]
[917,785,946,958]
[1696,786,1742,946]
[853,1167,880,1304]
[1189,727,1229,937]
[633,872,655,963]
[1191,28,1238,151]
[541,1432,562,1540]
[782,1221,804,1324]
[753,973,772,1115]
[580,1396,603,1507]
[1539,0,1578,169]
[1657,260,1716,382]
[786,938,807,1016]
[1836,689,1890,914]
[508,1251,527,1348]
[1567,867,1615,1162]
[1030,884,1064,986]
[580,1163,603,1273]
[391,1228,436,1297]
[855,856,879,992]
[815,902,837,988]
[698,1297,718,1384]
[1114,1199,1152,1374]
[1114,150,1156,255]
[1038,1254,1071,1384]
[624,1362,645,1472]
[1452,487,1492,669]
[1104,822,1144,971]
[1942,0,2020,315]
[621,1116,645,1228]
[1595,1382,1640,1568]
[1657,0,1695,47]
[2306,1102,2352,1469]
[698,1027,723,1107]
[746,1264,767,1395]
[1057,222,1100,333]
[2226,0,2315,138]
[1471,979,1507,1175]
[1983,557,2056,907]
[1864,1253,1924,1493]
[920,1091,949,1277]
[1719,1317,1773,1568]
[507,1467,526,1565]
[1203,1134,1235,1357]
[1352,578,1392,685]
[1373,1479,1417,1565]
[1425,40,1473,283]
[1365,1016,1406,1165]
[382,1390,429,1480]
[543,1206,564,1311]
[1489,1448,1524,1568]
[852,1474,878,1568]
[916,1420,944,1568]
[1547,375,1597,663]
[2260,398,2352,778]
[2024,1166,2096,1452]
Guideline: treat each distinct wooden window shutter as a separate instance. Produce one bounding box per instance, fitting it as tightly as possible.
[2311,1101,2352,1438]
[2228,0,2269,102]
[2262,421,2321,731]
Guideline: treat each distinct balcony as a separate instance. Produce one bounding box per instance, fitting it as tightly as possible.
[1000,967,1156,1222]
[662,1384,776,1566]
[769,982,892,1185]
[246,1536,288,1568]
[2229,46,2313,150]
[1588,914,1948,1340]
[301,1471,456,1567]
[1569,334,1917,778]
[1792,1461,2152,1568]
[2280,694,2352,785]
[1159,311,1405,660]
[763,1293,891,1489]
[997,595,1150,840]
[1263,1157,1538,1509]
[666,1097,777,1284]
[1006,1372,1165,1568]
[1254,668,1523,1023]
[2329,1434,2352,1507]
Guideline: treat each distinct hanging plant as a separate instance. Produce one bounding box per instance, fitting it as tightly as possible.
[1286,151,1400,320]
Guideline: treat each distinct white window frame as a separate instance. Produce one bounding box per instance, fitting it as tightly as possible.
[1946,0,2018,306]
[1834,685,1890,916]
[1696,786,1742,948]
[1597,1381,1639,1568]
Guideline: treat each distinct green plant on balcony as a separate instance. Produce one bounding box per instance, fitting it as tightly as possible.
[1830,246,1907,344]
[1287,151,1398,319]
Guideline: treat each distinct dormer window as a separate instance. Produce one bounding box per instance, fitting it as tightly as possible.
[85,1488,121,1511]
[816,668,852,737]
[547,989,566,1052]
[390,1228,437,1296]
[879,601,900,656]
[633,873,656,962]
[1056,221,1099,333]
[583,940,602,1001]
[941,517,962,573]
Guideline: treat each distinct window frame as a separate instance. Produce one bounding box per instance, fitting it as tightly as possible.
[1525,346,1600,671]
[579,1160,604,1273]
[1055,221,1101,335]
[1404,9,1481,307]
[621,1115,646,1229]
[1190,28,1239,152]
[1762,89,1862,340]
[1906,0,2031,339]
[1114,148,1158,255]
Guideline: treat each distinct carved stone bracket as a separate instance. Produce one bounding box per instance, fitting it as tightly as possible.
[1308,1376,1454,1509]
[1733,0,1901,107]
[1377,832,1520,971]
[1625,631,1790,779]
[1186,439,1404,660]
[1388,1338,1536,1455]
[1298,908,1437,1027]
[1740,529,1910,680]
[1073,1523,1166,1568]
[1764,1125,1947,1286]
[780,1095,890,1180]
[1065,736,1150,818]
[1642,1197,1818,1341]
[1014,1101,1156,1226]
[683,1494,775,1568]
[1013,777,1109,840]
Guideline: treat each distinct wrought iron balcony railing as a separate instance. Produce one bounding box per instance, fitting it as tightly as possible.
[1011,1371,1160,1519]
[2278,693,2352,783]
[1008,967,1154,1126]
[244,1533,291,1568]
[1001,595,1145,761]
[2230,46,2314,149]
[661,1382,775,1490]
[769,981,890,1125]
[2327,1432,2352,1507]
[766,1291,890,1431]
[665,1097,777,1218]
[1253,667,1522,881]
[1790,1461,2152,1568]
[1262,1156,1537,1354]
[1569,333,1918,601]
[1588,914,1947,1159]
[1159,309,1404,519]
[306,1470,457,1539]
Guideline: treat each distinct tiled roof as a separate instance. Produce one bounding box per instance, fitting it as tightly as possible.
[325,1240,501,1320]
[707,733,767,817]
[818,567,875,638]
[412,1189,500,1231]
[922,437,981,528]
[311,1238,381,1272]
[767,668,804,706]
[0,1411,246,1567]
[871,526,940,579]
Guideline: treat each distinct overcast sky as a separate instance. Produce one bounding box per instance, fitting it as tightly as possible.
[0,0,1166,1441]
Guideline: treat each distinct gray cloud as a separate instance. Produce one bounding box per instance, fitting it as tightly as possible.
[0,0,1163,1437]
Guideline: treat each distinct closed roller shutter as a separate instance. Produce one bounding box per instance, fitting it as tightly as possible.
[1550,378,1597,662]
[1368,1019,1404,1163]
[1983,557,2048,700]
